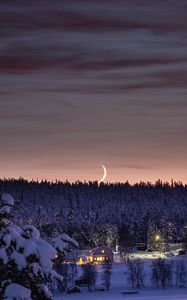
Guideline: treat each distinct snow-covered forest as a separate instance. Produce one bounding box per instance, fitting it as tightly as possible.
[0,179,187,248]
[1,191,187,300]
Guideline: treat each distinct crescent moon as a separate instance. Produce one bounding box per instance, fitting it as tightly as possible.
[98,164,107,184]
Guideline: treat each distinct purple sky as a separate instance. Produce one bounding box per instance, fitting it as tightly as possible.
[0,0,187,183]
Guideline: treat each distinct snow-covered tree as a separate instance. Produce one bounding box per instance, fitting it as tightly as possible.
[51,234,78,292]
[151,259,173,289]
[147,229,165,253]
[164,222,177,244]
[82,263,97,292]
[175,260,187,288]
[0,193,63,300]
[102,261,112,291]
[1,178,187,248]
[127,259,145,289]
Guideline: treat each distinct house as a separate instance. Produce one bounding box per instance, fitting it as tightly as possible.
[69,247,114,265]
[72,250,93,265]
[91,246,113,263]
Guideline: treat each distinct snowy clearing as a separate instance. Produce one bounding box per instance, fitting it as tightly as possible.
[55,261,187,300]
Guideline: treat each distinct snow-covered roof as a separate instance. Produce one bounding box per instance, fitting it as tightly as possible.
[91,246,113,255]
[59,233,79,248]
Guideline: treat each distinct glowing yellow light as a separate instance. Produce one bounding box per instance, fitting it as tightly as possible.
[87,256,93,262]
[78,257,84,265]
[155,234,160,242]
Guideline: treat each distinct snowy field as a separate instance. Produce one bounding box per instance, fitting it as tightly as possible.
[56,289,187,300]
[55,258,187,300]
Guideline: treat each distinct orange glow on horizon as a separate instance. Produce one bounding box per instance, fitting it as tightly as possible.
[0,169,186,185]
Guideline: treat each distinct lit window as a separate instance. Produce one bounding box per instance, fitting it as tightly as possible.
[101,250,105,254]
[97,257,103,261]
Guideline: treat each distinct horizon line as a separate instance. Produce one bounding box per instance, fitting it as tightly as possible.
[0,176,186,186]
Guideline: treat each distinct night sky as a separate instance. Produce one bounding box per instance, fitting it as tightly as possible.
[0,0,187,183]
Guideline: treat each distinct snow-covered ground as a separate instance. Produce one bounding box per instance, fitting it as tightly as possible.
[55,255,187,300]
[55,289,187,300]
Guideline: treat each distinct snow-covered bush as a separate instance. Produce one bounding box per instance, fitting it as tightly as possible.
[0,193,63,300]
[4,283,32,300]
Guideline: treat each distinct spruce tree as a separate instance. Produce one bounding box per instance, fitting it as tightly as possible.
[0,193,63,300]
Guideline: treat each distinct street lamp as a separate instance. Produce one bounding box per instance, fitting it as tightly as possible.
[155,234,161,242]
[155,234,162,257]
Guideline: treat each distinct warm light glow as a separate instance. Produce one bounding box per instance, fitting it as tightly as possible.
[79,257,83,265]
[155,234,161,242]
[87,256,93,262]
[94,256,107,262]
[96,257,104,262]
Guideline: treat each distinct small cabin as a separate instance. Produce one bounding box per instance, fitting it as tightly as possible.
[91,246,113,263]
